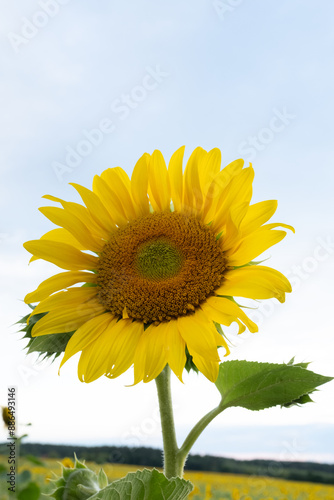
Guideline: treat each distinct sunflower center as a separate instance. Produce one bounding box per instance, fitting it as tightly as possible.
[135,239,183,280]
[96,212,226,323]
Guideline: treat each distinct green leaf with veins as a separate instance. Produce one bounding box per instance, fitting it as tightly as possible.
[215,360,333,411]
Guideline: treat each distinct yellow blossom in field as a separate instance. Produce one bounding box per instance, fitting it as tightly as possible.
[232,488,240,500]
[2,456,334,500]
[204,483,212,499]
[61,457,74,468]
[188,485,201,498]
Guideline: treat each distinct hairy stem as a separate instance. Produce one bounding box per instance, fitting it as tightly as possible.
[155,366,182,478]
[177,405,223,470]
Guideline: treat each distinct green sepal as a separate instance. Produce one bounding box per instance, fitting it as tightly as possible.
[213,321,230,342]
[233,258,269,269]
[49,486,65,500]
[77,485,99,496]
[27,332,73,355]
[16,313,31,325]
[18,307,74,360]
[184,347,198,374]
[20,312,47,338]
[74,453,88,469]
[97,469,108,489]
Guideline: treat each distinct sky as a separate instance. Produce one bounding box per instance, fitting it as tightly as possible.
[1,1,334,464]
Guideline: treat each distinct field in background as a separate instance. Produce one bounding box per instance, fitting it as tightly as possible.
[0,455,334,499]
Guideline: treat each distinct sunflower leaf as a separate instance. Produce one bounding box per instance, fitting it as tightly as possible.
[18,481,40,500]
[89,469,193,500]
[282,392,314,408]
[215,360,333,411]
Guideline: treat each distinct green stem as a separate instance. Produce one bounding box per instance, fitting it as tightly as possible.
[155,365,182,478]
[156,367,225,478]
[177,405,223,469]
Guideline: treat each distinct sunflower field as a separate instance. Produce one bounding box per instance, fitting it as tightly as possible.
[0,455,333,500]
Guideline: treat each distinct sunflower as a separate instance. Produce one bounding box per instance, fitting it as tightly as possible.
[23,147,293,384]
[2,406,11,427]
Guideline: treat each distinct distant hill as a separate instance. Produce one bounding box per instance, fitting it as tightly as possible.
[1,442,333,485]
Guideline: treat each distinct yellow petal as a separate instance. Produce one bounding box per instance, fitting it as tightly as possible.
[191,351,220,382]
[116,167,132,189]
[132,332,147,384]
[131,153,150,216]
[164,320,186,382]
[217,266,292,303]
[219,209,243,251]
[201,302,236,329]
[31,300,105,337]
[78,322,117,383]
[78,316,139,383]
[148,150,171,212]
[198,148,221,198]
[69,183,115,235]
[43,196,108,240]
[59,313,116,370]
[204,296,258,333]
[260,222,295,233]
[212,167,254,231]
[168,146,185,212]
[92,175,128,226]
[133,326,168,384]
[148,322,185,383]
[105,320,143,379]
[177,309,222,361]
[38,228,84,248]
[203,159,244,223]
[236,320,246,335]
[31,287,97,316]
[39,206,103,252]
[29,228,85,263]
[230,201,250,230]
[24,271,96,304]
[101,167,137,220]
[182,147,205,213]
[240,200,278,236]
[227,229,287,267]
[24,240,99,271]
[142,325,169,383]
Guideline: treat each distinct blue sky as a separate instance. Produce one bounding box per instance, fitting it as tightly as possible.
[1,1,334,462]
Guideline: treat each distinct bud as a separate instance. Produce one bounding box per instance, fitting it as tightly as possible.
[48,454,108,500]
